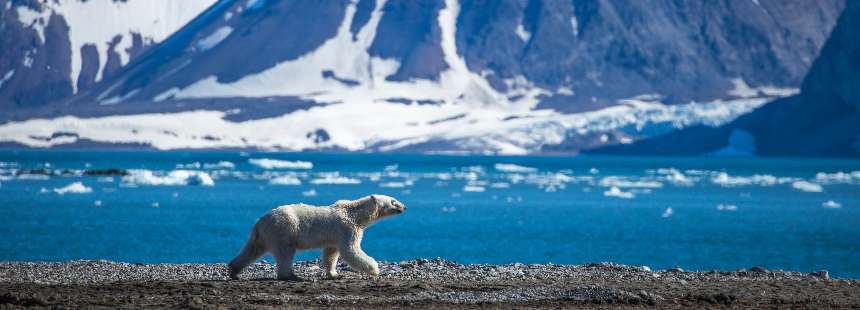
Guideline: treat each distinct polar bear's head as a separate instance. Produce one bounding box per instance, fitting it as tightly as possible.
[369,194,407,218]
[335,194,406,227]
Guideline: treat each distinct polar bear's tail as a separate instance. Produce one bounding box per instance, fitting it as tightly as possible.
[228,224,265,280]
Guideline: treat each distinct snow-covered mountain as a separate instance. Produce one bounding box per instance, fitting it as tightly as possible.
[0,0,847,154]
[0,0,216,108]
[595,0,860,157]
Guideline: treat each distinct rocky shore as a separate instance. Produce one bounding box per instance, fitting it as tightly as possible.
[1,259,858,308]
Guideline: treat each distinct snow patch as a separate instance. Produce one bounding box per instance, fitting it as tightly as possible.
[515,22,531,42]
[728,78,799,99]
[249,158,313,169]
[0,97,774,153]
[53,182,92,194]
[196,26,233,51]
[0,70,15,89]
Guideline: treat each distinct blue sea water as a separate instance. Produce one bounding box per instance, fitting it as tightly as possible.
[1,150,859,278]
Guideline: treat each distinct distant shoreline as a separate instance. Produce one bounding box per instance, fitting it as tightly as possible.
[1,260,856,308]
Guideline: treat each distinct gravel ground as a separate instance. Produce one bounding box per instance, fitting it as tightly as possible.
[1,259,858,309]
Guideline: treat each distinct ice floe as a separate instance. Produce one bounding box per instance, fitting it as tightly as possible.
[821,200,842,209]
[53,182,92,194]
[815,171,860,184]
[710,172,794,187]
[249,158,313,169]
[494,163,538,173]
[310,172,360,185]
[122,169,214,186]
[603,186,634,199]
[716,204,738,211]
[463,185,485,192]
[661,207,673,218]
[302,189,318,197]
[598,176,663,188]
[791,181,823,193]
[269,175,302,185]
[203,161,236,169]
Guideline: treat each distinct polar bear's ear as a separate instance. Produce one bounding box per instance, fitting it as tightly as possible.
[370,195,378,205]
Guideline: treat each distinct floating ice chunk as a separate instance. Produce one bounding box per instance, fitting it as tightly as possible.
[151,202,160,208]
[302,189,318,197]
[97,177,114,183]
[599,176,662,188]
[716,204,738,211]
[710,172,793,187]
[441,206,457,213]
[821,200,841,209]
[791,181,823,193]
[53,182,92,194]
[384,164,398,171]
[122,169,214,186]
[269,175,302,185]
[815,171,860,184]
[603,186,634,199]
[495,163,538,173]
[310,173,360,185]
[657,168,695,186]
[589,168,599,174]
[177,162,201,169]
[94,200,102,207]
[18,174,49,180]
[379,182,407,188]
[490,182,510,189]
[249,158,313,169]
[203,161,236,169]
[463,185,485,192]
[661,207,673,218]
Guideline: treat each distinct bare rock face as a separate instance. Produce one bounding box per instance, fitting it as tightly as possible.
[0,0,216,109]
[594,1,860,157]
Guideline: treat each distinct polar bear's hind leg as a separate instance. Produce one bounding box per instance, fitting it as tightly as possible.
[228,225,266,280]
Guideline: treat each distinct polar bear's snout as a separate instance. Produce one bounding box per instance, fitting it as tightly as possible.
[380,197,407,216]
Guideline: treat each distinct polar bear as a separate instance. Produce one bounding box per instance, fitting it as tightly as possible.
[228,194,406,280]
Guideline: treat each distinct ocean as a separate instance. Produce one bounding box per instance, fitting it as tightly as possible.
[1,150,858,278]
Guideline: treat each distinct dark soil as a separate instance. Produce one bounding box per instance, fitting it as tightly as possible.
[1,260,857,309]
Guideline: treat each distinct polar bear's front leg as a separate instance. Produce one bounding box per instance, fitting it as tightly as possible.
[321,247,340,279]
[272,245,298,281]
[338,236,379,276]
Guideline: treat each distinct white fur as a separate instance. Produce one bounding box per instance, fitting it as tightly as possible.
[228,194,406,280]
